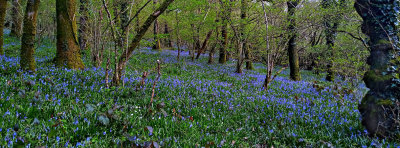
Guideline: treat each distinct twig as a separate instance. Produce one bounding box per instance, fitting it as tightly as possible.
[149,60,162,110]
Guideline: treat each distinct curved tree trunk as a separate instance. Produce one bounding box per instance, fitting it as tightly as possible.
[11,0,22,38]
[355,0,400,137]
[287,0,301,81]
[20,0,40,72]
[79,0,89,51]
[54,0,85,69]
[112,0,174,86]
[0,0,7,55]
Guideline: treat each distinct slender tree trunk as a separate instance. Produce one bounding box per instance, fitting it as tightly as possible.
[152,0,161,50]
[196,30,213,59]
[240,0,253,70]
[164,23,172,48]
[208,41,216,64]
[112,0,174,86]
[20,0,40,72]
[54,0,85,69]
[11,0,22,37]
[120,0,129,47]
[287,0,301,81]
[219,0,231,64]
[79,0,89,51]
[355,0,400,138]
[323,0,342,82]
[0,0,7,55]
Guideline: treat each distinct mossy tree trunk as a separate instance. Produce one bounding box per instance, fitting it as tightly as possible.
[0,0,7,55]
[287,0,301,81]
[152,0,161,50]
[242,0,253,70]
[120,0,129,47]
[11,0,23,37]
[54,0,85,69]
[164,23,172,48]
[112,0,174,86]
[219,0,231,64]
[323,0,345,82]
[355,0,400,137]
[20,0,40,72]
[79,0,89,51]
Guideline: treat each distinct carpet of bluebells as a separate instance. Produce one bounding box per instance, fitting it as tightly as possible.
[1,29,399,147]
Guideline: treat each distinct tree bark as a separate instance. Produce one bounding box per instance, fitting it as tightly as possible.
[20,0,40,72]
[355,0,400,138]
[164,23,172,48]
[79,0,89,51]
[323,0,344,82]
[241,0,253,70]
[287,0,301,81]
[11,0,22,37]
[54,0,85,69]
[196,30,213,59]
[120,0,129,47]
[0,0,7,55]
[218,0,231,64]
[152,0,161,50]
[112,0,174,86]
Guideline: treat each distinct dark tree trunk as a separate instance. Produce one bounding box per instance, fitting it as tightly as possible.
[208,41,216,64]
[11,0,22,38]
[0,0,7,55]
[120,0,129,47]
[287,0,301,81]
[20,0,40,72]
[219,23,228,64]
[152,0,161,50]
[54,0,85,69]
[112,0,174,86]
[219,1,231,64]
[355,0,400,138]
[323,0,344,82]
[196,30,213,59]
[79,0,89,51]
[241,0,253,70]
[164,23,172,48]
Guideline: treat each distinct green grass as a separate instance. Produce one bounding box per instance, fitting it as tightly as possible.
[0,34,397,147]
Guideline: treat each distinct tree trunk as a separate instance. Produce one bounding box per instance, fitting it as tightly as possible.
[11,0,22,38]
[240,0,253,70]
[112,0,174,86]
[79,0,89,51]
[196,30,213,59]
[208,41,216,64]
[20,0,40,72]
[219,1,231,64]
[120,0,129,47]
[152,0,161,50]
[355,0,400,138]
[54,0,85,69]
[164,23,172,48]
[219,22,228,64]
[287,0,301,81]
[0,0,7,55]
[323,0,343,82]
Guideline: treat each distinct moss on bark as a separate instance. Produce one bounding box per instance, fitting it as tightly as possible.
[0,0,7,55]
[11,0,22,37]
[287,0,301,81]
[20,0,40,72]
[55,0,85,69]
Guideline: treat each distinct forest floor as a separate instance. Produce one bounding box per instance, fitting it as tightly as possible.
[0,30,399,147]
